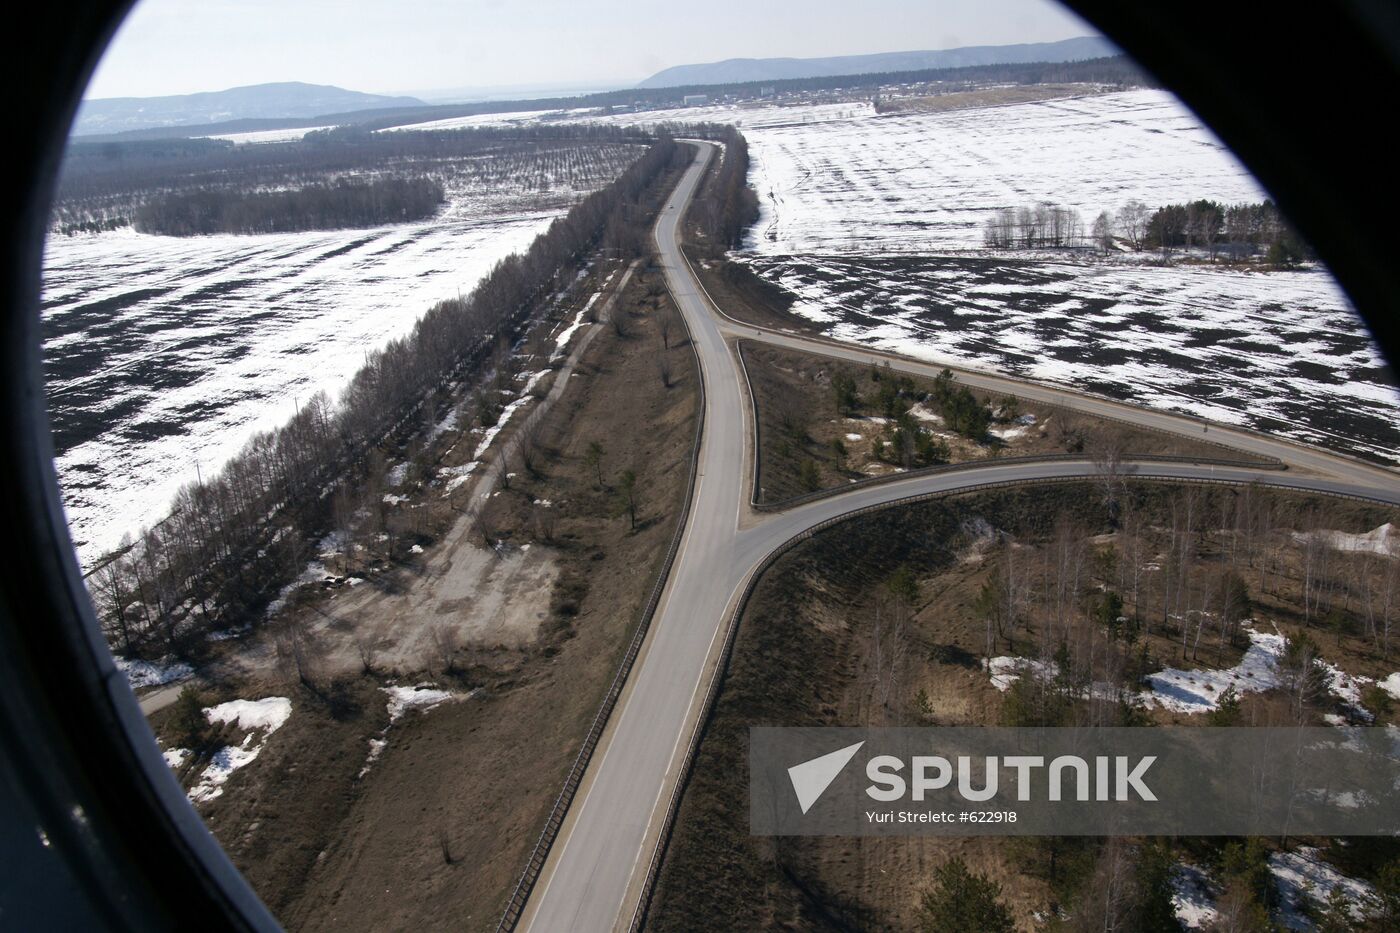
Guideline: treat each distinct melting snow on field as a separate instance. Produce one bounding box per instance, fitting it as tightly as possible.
[740,91,1265,255]
[551,294,601,362]
[359,683,464,778]
[673,87,1400,464]
[43,140,642,568]
[383,684,455,722]
[185,697,292,803]
[987,656,1058,692]
[114,655,194,689]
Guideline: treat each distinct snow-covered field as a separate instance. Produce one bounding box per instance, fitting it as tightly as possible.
[43,152,638,567]
[739,91,1267,254]
[705,89,1398,463]
[749,252,1398,459]
[201,125,338,145]
[393,91,1400,464]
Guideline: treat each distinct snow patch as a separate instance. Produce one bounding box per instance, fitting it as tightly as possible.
[187,696,292,803]
[1171,863,1219,929]
[114,655,194,690]
[1140,625,1284,713]
[1270,847,1376,929]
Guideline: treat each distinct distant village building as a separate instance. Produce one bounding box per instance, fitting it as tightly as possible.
[682,94,708,107]
[759,86,776,98]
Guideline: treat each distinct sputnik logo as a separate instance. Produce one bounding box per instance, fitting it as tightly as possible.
[787,741,864,814]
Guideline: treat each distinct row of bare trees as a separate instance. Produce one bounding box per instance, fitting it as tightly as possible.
[90,135,689,659]
[689,125,760,250]
[982,203,1086,249]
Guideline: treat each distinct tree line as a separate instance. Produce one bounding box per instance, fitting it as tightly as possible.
[689,125,760,250]
[92,134,691,658]
[132,176,445,236]
[985,196,1313,265]
[53,123,651,234]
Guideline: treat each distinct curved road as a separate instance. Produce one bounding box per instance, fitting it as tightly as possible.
[517,142,1400,932]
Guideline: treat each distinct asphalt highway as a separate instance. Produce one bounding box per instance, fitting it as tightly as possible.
[517,142,1400,932]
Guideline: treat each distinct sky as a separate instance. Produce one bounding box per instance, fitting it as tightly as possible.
[86,0,1098,100]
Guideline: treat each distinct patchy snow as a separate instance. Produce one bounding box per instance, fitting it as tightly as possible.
[472,371,548,458]
[551,294,600,361]
[642,88,1398,464]
[1140,625,1284,713]
[1319,661,1374,720]
[410,544,424,554]
[1270,847,1377,929]
[114,655,194,690]
[44,141,640,568]
[1171,863,1219,929]
[359,737,388,779]
[383,684,456,723]
[844,432,863,441]
[358,684,466,779]
[204,696,293,733]
[162,747,190,770]
[187,696,292,803]
[440,461,478,493]
[1378,673,1400,701]
[906,404,944,425]
[987,656,1058,692]
[1295,523,1398,558]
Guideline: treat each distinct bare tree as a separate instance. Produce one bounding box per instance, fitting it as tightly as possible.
[1092,210,1115,253]
[533,502,557,543]
[584,440,605,489]
[496,454,512,492]
[1089,429,1132,525]
[614,469,639,531]
[519,421,543,478]
[354,633,378,675]
[427,622,459,675]
[470,499,500,550]
[274,614,321,690]
[657,353,674,388]
[657,311,673,350]
[1118,200,1149,251]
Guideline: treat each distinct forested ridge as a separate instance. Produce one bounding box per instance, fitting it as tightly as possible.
[91,133,696,657]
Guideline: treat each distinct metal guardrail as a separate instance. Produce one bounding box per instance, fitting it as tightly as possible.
[494,156,709,933]
[625,469,1400,930]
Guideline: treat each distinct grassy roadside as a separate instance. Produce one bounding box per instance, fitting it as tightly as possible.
[740,340,1270,506]
[285,258,697,933]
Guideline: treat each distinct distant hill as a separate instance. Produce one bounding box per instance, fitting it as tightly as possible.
[73,82,425,136]
[637,36,1118,89]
